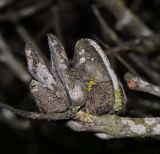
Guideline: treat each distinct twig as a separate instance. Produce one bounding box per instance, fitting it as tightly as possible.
[0,0,51,21]
[18,0,51,18]
[135,98,160,111]
[112,34,160,53]
[91,7,160,82]
[0,108,31,130]
[112,53,139,76]
[124,72,160,97]
[0,32,31,82]
[128,54,160,84]
[91,7,144,76]
[0,0,11,8]
[96,0,153,37]
[92,4,121,44]
[0,103,75,120]
[9,10,46,61]
[15,23,42,52]
[94,36,140,76]
[96,0,159,52]
[92,4,160,53]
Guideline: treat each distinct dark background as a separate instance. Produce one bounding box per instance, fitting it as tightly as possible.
[0,0,160,153]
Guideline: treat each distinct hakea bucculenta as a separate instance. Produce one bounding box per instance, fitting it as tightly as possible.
[25,34,126,116]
